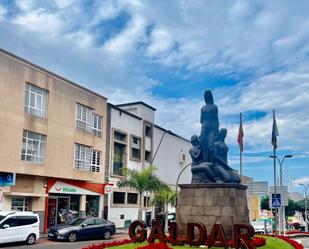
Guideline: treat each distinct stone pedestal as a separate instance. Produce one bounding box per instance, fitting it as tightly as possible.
[176,183,249,239]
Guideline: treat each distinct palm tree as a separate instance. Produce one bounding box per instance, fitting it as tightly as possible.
[117,165,169,220]
[152,187,177,231]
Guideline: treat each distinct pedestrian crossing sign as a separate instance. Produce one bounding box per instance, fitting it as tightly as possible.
[271,193,281,208]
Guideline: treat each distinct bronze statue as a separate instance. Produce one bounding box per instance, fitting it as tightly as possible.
[190,91,240,184]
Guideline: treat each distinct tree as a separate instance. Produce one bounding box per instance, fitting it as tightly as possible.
[260,195,270,210]
[117,165,169,220]
[151,187,177,231]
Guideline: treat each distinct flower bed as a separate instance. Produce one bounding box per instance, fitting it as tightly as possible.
[81,239,133,249]
[263,234,304,249]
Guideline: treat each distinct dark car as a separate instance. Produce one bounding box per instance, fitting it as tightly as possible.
[48,217,116,242]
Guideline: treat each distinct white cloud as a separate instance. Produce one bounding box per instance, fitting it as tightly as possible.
[293,177,309,186]
[147,27,174,56]
[0,5,6,21]
[12,9,63,36]
[103,14,146,55]
[53,0,74,9]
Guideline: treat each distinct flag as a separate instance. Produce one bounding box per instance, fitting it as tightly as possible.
[237,113,244,152]
[271,110,279,149]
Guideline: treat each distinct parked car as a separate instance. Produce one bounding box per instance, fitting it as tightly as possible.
[48,217,116,242]
[251,220,271,234]
[0,211,40,245]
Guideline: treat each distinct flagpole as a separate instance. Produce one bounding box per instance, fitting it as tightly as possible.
[240,113,243,179]
[273,109,278,237]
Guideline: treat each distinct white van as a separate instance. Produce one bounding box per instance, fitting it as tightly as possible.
[0,211,40,245]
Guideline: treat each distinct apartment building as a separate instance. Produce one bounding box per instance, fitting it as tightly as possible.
[105,102,192,227]
[0,49,107,232]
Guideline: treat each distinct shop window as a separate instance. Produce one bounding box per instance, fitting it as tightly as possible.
[86,196,99,217]
[113,192,125,204]
[75,144,101,172]
[11,197,29,211]
[21,130,46,164]
[76,103,102,137]
[127,193,138,204]
[130,135,141,161]
[24,83,48,118]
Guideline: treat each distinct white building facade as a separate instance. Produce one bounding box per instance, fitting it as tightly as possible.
[104,102,191,227]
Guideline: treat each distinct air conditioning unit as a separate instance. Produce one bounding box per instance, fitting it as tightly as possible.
[179,153,186,163]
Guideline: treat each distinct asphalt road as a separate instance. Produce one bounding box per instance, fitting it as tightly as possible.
[0,233,130,249]
[292,236,309,249]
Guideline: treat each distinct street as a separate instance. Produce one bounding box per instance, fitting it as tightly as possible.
[0,233,130,249]
[292,236,309,249]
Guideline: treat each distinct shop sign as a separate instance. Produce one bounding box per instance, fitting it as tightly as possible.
[104,184,113,194]
[0,172,16,186]
[49,181,100,196]
[129,220,256,249]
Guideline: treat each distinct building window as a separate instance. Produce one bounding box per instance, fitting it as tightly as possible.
[145,124,152,138]
[112,130,127,176]
[11,197,29,211]
[127,193,138,204]
[130,135,141,161]
[92,113,102,137]
[113,192,125,204]
[145,151,151,162]
[91,149,101,172]
[76,103,102,137]
[143,196,150,207]
[75,144,101,172]
[24,83,48,118]
[21,130,46,164]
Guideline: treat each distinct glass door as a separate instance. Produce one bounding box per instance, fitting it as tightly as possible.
[57,196,70,225]
[48,197,57,228]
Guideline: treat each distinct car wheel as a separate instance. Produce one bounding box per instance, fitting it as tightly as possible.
[68,232,77,242]
[26,234,36,245]
[103,230,111,240]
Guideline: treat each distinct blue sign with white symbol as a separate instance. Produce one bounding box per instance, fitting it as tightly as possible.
[0,172,16,186]
[271,193,281,208]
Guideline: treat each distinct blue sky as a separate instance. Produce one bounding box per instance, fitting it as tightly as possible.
[0,0,308,193]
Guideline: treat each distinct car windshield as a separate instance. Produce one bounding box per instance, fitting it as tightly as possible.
[252,221,265,226]
[0,215,5,223]
[66,218,86,226]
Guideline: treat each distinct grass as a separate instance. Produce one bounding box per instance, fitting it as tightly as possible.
[109,235,294,249]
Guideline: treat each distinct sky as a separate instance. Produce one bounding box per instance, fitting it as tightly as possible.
[0,0,308,194]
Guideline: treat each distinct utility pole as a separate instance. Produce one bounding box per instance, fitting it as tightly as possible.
[298,183,308,232]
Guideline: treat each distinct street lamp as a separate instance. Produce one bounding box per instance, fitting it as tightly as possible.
[269,155,293,186]
[269,154,293,234]
[298,183,308,232]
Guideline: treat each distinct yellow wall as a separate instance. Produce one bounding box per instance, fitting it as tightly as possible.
[0,50,107,184]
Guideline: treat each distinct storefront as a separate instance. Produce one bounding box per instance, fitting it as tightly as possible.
[44,179,105,233]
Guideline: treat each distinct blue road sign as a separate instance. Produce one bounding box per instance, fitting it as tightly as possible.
[0,172,16,186]
[271,193,281,208]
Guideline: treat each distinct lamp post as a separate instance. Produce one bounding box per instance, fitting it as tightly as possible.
[298,183,308,232]
[269,154,293,234]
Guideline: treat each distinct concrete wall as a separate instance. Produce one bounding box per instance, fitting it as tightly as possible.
[0,50,107,184]
[153,127,192,185]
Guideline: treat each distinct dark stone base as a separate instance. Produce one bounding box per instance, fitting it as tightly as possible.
[176,183,249,239]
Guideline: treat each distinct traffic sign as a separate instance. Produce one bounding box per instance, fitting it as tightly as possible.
[270,186,288,206]
[0,172,16,186]
[271,193,281,208]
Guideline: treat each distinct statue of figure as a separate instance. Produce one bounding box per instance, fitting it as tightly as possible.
[199,90,219,162]
[189,135,203,165]
[211,128,241,183]
[190,90,241,184]
[190,135,216,183]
